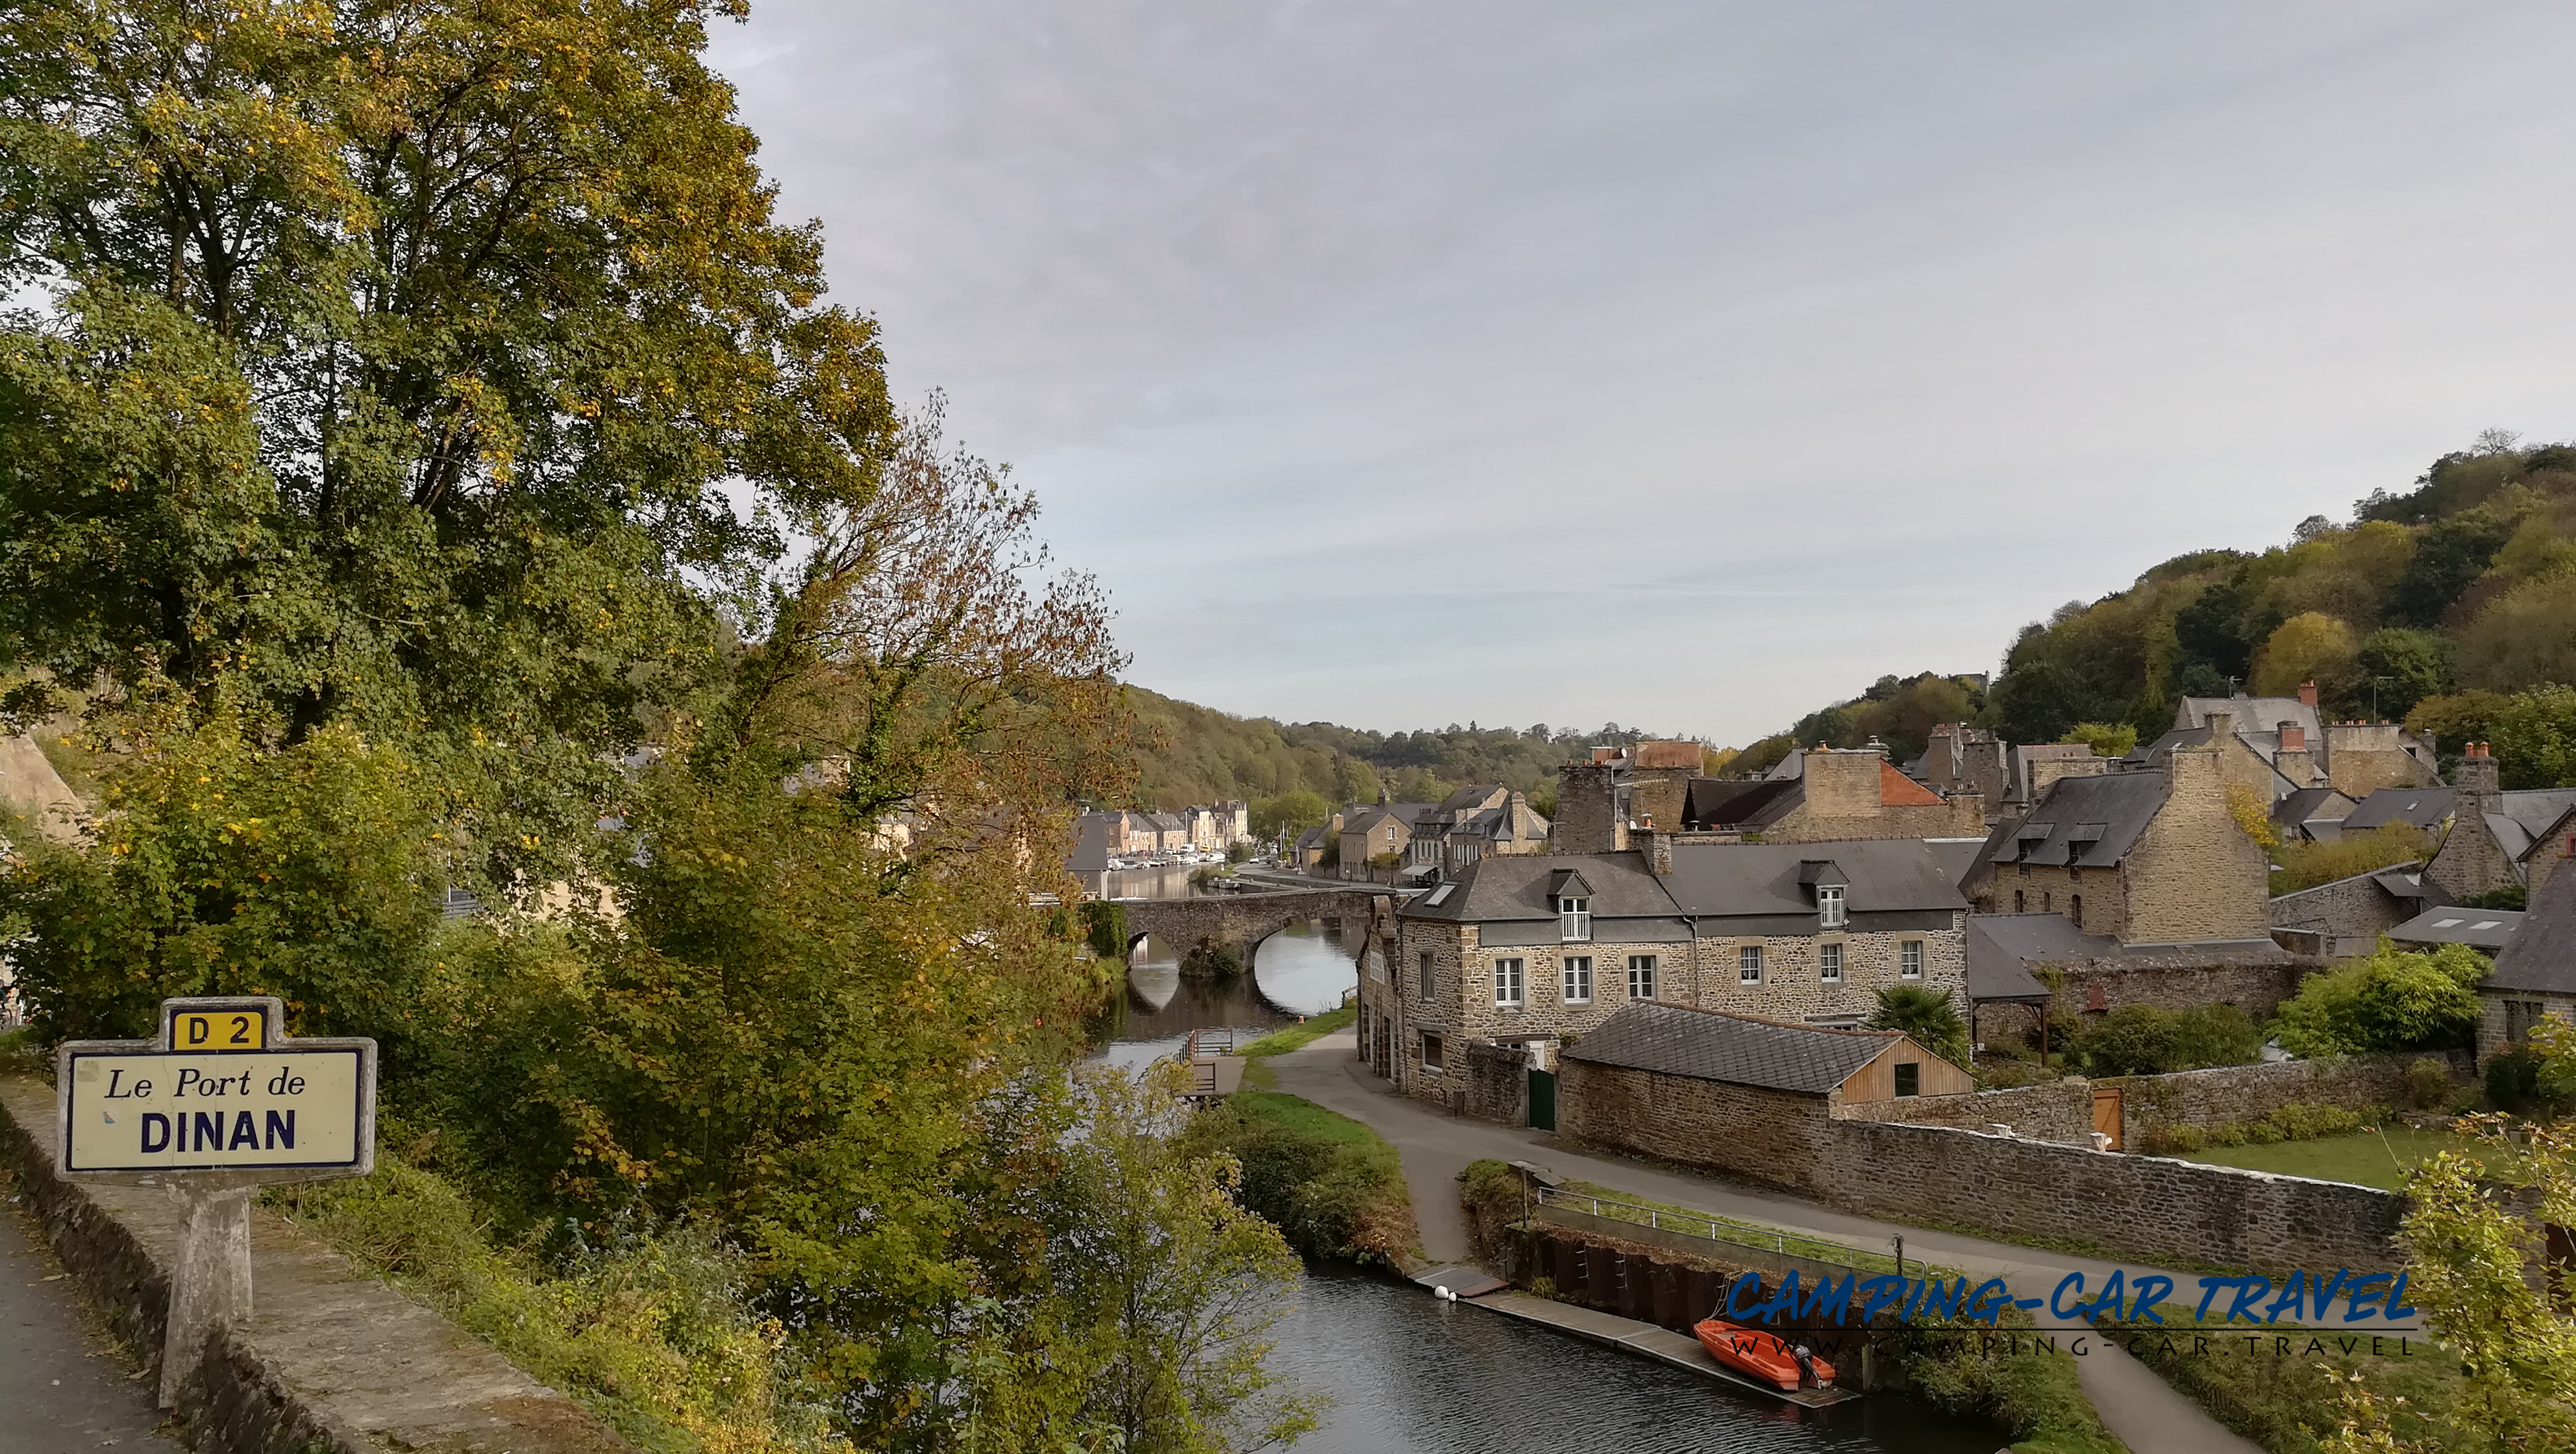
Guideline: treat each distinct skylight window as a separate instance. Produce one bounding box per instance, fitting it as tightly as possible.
[1424,883,1455,906]
[2432,918,2463,928]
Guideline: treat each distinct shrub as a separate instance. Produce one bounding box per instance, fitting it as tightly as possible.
[1184,1092,1413,1266]
[2072,1004,2262,1076]
[1866,984,1970,1066]
[2484,1045,2570,1115]
[2403,1056,2455,1109]
[2270,822,2429,894]
[1079,900,1128,960]
[2272,941,2486,1057]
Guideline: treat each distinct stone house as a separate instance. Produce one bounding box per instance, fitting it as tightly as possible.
[1407,786,1550,882]
[1963,741,2270,944]
[1552,741,1706,854]
[2148,685,2436,798]
[1338,801,1439,880]
[2477,857,2576,1060]
[1676,745,1986,843]
[2387,905,2521,954]
[2423,744,2576,900]
[1964,914,2305,1041]
[1913,723,2009,807]
[2268,865,2451,957]
[1558,1004,1974,1187]
[1359,835,1969,1103]
[2269,784,2359,843]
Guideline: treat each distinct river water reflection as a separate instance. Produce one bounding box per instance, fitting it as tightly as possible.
[1269,1267,2003,1454]
[1095,917,1361,1070]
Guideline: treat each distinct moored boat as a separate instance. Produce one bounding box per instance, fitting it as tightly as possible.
[1691,1318,1834,1392]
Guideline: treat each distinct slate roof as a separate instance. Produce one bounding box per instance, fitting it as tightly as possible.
[2388,906,2522,950]
[1065,813,1115,874]
[1563,1002,1903,1094]
[1964,911,2292,999]
[1683,776,1799,830]
[1981,770,2169,869]
[2129,727,2303,798]
[2488,790,2576,861]
[1924,839,1989,891]
[1343,802,1439,835]
[2340,787,2456,834]
[2179,695,2322,745]
[2486,861,2576,996]
[1397,851,1679,926]
[1662,839,1966,920]
[2272,785,2355,839]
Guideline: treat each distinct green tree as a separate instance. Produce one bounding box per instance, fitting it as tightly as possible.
[0,0,895,881]
[2355,628,2452,721]
[2070,1004,2261,1076]
[2487,685,2576,789]
[2457,575,2576,693]
[2381,510,2513,628]
[1250,791,1329,839]
[2252,611,2359,699]
[2271,942,2486,1057]
[1866,985,1970,1068]
[2058,722,2138,759]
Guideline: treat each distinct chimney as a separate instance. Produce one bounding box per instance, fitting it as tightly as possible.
[2297,681,2319,708]
[2454,741,2501,798]
[2273,720,2318,787]
[1637,820,1672,876]
[2205,709,2235,746]
[2278,722,2304,752]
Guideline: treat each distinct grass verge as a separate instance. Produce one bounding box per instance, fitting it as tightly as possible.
[1549,1176,1950,1280]
[267,1152,846,1454]
[2095,1304,2462,1453]
[2168,1126,2502,1192]
[1232,1004,1354,1089]
[1903,1314,2126,1454]
[1184,1087,1415,1268]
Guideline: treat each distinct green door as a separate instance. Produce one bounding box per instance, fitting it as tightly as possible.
[1528,1068,1557,1131]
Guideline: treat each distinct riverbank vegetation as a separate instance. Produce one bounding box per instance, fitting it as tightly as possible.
[1898,1314,2122,1454]
[0,2,1326,1446]
[1185,1090,1415,1269]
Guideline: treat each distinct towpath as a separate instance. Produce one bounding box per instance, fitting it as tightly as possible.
[1267,1029,2267,1454]
[3,1195,181,1452]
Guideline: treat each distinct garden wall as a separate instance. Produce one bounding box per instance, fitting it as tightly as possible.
[1842,1052,2469,1149]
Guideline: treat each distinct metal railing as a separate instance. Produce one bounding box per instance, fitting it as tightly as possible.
[1531,1186,1900,1276]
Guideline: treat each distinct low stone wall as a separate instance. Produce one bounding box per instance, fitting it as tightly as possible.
[1843,1052,2468,1149]
[1818,1120,2405,1272]
[2054,959,2313,1020]
[2269,872,2409,957]
[1463,1040,1528,1126]
[1,1076,628,1454]
[1835,1079,2095,1143]
[1565,1060,2407,1272]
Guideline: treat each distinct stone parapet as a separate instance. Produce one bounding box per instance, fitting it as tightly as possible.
[1,1076,628,1454]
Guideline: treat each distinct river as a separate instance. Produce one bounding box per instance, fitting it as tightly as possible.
[1265,1266,2004,1453]
[1094,926,2007,1452]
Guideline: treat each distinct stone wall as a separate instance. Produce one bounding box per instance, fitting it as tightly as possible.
[1689,922,1966,1024]
[1121,889,1381,970]
[1818,1120,2405,1272]
[2479,991,2576,1060]
[1981,861,2127,938]
[2120,748,2273,943]
[1845,1054,2468,1149]
[2270,871,2409,957]
[1463,1039,1529,1126]
[1564,1060,2409,1272]
[1,1077,629,1454]
[1553,763,1622,854]
[1835,1078,2096,1143]
[2053,957,2314,1020]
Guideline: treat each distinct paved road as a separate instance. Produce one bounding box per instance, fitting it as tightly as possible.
[1268,1030,2266,1454]
[1,1199,180,1453]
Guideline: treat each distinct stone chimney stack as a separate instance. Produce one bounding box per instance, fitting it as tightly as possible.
[2273,721,2317,787]
[2454,740,2501,798]
[2205,708,2236,746]
[1637,817,1672,876]
[2297,681,2320,708]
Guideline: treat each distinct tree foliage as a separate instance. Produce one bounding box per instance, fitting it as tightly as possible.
[2070,1004,2262,1077]
[2270,942,2487,1057]
[1866,984,1970,1067]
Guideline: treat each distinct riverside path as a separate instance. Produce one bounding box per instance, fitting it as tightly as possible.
[3,1199,180,1452]
[1265,1028,2272,1454]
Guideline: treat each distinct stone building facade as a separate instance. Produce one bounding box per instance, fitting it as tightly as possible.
[1360,837,1970,1105]
[2477,848,2576,1061]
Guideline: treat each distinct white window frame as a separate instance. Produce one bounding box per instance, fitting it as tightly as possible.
[1900,940,1924,980]
[1816,884,1846,928]
[1627,954,1657,1002]
[1558,896,1591,943]
[1561,955,1593,1005]
[1819,942,1842,983]
[1739,943,1764,984]
[1494,957,1526,1008]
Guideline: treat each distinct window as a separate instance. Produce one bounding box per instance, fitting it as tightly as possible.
[1418,952,1435,1001]
[1422,1032,1445,1072]
[1628,955,1658,1001]
[1816,884,1846,928]
[2016,861,2029,877]
[2069,894,2083,929]
[2042,892,2051,913]
[1560,955,1593,1004]
[2012,890,2025,913]
[1900,941,1924,979]
[1894,1062,1921,1098]
[1819,943,1842,983]
[1494,957,1525,1008]
[1739,944,1764,984]
[1558,896,1591,943]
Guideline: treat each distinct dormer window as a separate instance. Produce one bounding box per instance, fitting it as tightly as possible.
[1558,896,1591,942]
[1816,884,1846,928]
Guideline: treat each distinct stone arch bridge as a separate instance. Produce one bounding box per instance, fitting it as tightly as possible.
[1119,888,1395,974]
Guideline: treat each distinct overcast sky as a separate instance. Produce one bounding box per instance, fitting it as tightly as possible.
[712,2,2576,745]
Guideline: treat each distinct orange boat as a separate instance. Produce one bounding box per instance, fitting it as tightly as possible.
[1692,1317,1835,1392]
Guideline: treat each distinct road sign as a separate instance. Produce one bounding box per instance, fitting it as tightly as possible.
[55,996,377,1407]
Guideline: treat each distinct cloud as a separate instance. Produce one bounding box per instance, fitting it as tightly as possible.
[714,0,2576,739]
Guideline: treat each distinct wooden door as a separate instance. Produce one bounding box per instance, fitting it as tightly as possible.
[1528,1068,1557,1131]
[2092,1086,2124,1150]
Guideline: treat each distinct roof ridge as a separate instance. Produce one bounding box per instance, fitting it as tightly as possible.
[1631,999,1900,1040]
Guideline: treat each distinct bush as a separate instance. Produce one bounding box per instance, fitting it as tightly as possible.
[2072,1004,2263,1076]
[2403,1056,2455,1109]
[2143,1102,2374,1154]
[2270,822,2430,895]
[1903,1309,2122,1454]
[1184,1092,1413,1266]
[2272,941,2486,1057]
[1079,900,1129,960]
[2483,1044,2574,1116]
[1866,984,1970,1066]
